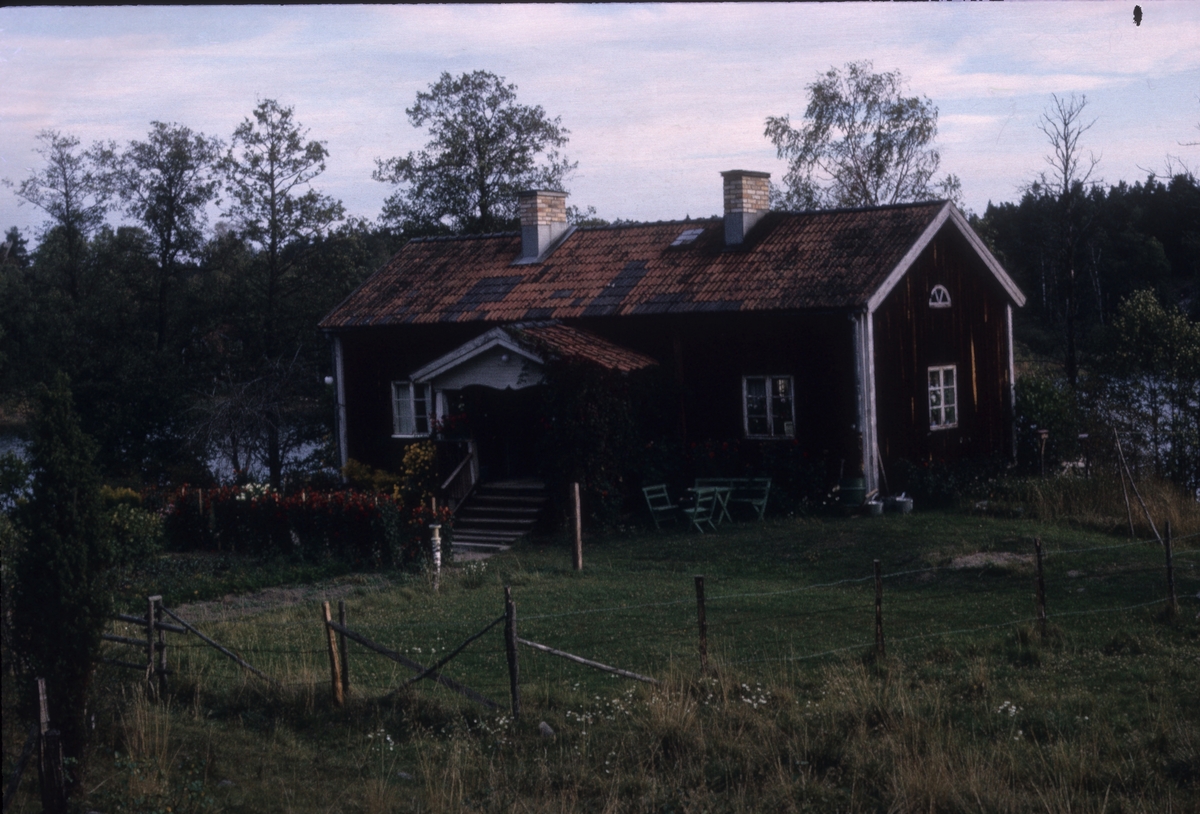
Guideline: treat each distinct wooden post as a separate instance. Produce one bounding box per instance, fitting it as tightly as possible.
[694,575,708,673]
[146,595,158,697]
[154,596,168,696]
[322,602,344,707]
[36,678,66,814]
[572,482,583,572]
[1116,443,1136,539]
[1115,430,1162,544]
[1165,520,1177,618]
[874,560,884,658]
[1034,537,1048,638]
[504,587,521,719]
[39,730,66,814]
[338,600,350,693]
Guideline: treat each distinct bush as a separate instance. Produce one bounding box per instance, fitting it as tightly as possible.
[155,484,447,570]
[892,456,1006,509]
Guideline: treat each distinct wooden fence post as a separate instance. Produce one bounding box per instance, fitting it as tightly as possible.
[338,600,350,694]
[874,560,885,658]
[694,575,708,673]
[36,678,66,814]
[1034,537,1048,638]
[322,602,344,707]
[504,586,521,720]
[572,482,583,572]
[153,596,168,696]
[1165,520,1177,618]
[146,595,159,697]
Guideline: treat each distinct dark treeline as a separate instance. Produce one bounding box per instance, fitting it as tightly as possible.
[974,171,1200,355]
[0,106,417,487]
[973,171,1200,490]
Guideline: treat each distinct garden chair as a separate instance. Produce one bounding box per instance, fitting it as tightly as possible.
[642,484,679,530]
[682,487,718,533]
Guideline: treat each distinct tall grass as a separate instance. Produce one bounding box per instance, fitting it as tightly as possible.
[4,510,1197,811]
[990,469,1200,539]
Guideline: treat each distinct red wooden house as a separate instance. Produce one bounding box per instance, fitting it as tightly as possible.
[320,170,1024,512]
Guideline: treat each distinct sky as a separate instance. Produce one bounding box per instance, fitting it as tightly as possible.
[1,3,1198,242]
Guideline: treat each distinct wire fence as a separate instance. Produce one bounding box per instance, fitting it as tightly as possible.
[99,526,1199,706]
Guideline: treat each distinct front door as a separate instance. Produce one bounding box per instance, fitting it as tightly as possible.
[454,385,542,482]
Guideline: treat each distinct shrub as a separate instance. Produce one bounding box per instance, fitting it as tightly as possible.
[155,484,448,570]
[892,456,1006,509]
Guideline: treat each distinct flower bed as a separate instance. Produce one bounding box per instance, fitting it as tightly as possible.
[154,484,448,569]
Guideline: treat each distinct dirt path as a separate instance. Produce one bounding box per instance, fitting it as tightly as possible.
[176,572,398,623]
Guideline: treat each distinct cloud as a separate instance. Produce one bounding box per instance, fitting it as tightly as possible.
[2,3,1197,234]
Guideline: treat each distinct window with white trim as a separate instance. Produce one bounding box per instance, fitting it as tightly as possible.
[928,365,957,430]
[392,381,432,437]
[929,285,951,308]
[743,376,796,438]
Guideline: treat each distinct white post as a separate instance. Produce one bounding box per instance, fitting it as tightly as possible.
[333,335,349,473]
[429,524,442,591]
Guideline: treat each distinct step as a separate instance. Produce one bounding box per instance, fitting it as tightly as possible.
[455,517,538,527]
[471,493,548,504]
[457,505,541,516]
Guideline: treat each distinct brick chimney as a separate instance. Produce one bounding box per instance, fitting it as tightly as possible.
[721,170,770,246]
[517,189,568,261]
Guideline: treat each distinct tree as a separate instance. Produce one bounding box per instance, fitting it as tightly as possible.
[1096,290,1200,490]
[98,122,223,352]
[12,373,113,773]
[4,130,110,300]
[765,61,961,210]
[373,70,576,234]
[1033,93,1101,390]
[219,100,344,487]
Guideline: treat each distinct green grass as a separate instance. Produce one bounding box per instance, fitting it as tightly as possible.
[4,510,1198,812]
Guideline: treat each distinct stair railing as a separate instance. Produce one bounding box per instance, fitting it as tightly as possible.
[439,439,478,515]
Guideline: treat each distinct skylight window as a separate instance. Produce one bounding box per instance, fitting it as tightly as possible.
[670,227,705,247]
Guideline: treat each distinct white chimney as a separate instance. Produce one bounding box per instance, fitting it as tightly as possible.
[721,170,770,246]
[517,189,568,261]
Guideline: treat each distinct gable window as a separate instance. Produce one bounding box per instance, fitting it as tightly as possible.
[743,376,795,438]
[929,284,951,308]
[928,366,957,430]
[392,381,431,437]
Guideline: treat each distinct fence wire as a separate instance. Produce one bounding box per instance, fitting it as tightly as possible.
[108,526,1198,696]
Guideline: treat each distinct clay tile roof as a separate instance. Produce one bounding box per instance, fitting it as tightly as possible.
[511,323,658,373]
[320,201,950,329]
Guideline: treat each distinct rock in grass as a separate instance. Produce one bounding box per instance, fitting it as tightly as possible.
[538,721,555,738]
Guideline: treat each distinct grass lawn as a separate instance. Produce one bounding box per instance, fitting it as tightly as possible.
[4,509,1198,812]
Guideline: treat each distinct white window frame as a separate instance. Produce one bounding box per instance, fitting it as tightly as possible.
[392,381,432,437]
[929,284,951,308]
[742,375,796,439]
[928,365,958,430]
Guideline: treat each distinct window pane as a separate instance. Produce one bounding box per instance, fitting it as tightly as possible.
[944,385,955,407]
[413,385,430,435]
[745,378,769,436]
[770,377,794,436]
[944,405,956,426]
[393,383,414,435]
[944,368,955,387]
[929,369,940,388]
[930,389,941,408]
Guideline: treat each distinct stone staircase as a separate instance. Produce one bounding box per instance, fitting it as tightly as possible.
[450,479,546,559]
